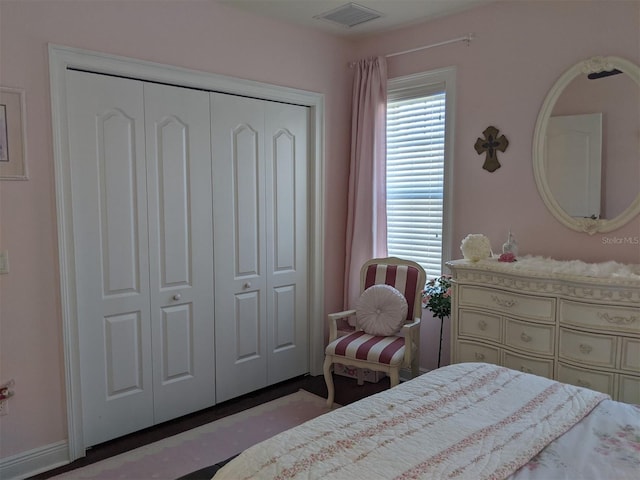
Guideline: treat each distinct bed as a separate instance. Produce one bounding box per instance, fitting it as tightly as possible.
[213,363,639,479]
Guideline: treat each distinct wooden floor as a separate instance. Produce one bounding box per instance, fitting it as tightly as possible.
[32,373,390,479]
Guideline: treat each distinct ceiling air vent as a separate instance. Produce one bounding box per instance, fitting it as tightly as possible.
[314,2,383,28]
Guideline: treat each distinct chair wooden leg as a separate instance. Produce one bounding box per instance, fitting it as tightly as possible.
[389,368,400,388]
[323,356,335,407]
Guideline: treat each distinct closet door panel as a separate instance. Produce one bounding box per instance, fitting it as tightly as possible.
[144,83,215,423]
[272,131,296,268]
[266,103,309,383]
[212,93,268,402]
[100,113,141,293]
[234,125,261,275]
[235,292,261,360]
[104,312,144,395]
[156,119,190,284]
[66,70,154,446]
[272,285,296,348]
[161,305,193,379]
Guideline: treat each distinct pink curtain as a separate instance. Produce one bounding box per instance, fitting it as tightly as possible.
[343,56,388,310]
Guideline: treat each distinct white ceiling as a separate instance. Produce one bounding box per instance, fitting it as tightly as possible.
[217,0,495,39]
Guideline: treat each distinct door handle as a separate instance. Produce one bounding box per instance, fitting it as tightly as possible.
[173,293,181,301]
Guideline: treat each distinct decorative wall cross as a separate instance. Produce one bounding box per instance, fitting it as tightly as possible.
[474,126,509,172]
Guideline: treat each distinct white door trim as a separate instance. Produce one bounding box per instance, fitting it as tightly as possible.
[48,44,325,460]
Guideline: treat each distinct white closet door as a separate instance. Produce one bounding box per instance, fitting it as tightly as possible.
[143,83,215,423]
[67,70,154,445]
[212,94,309,402]
[212,93,268,402]
[265,102,309,384]
[68,71,216,445]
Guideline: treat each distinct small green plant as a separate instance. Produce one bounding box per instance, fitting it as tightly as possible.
[422,275,452,320]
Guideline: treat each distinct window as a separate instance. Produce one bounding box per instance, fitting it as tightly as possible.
[386,68,455,278]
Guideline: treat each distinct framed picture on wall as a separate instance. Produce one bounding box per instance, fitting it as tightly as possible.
[0,87,28,180]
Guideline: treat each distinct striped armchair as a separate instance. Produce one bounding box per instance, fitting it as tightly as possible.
[323,257,426,407]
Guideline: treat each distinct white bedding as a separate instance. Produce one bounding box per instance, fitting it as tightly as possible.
[214,363,638,479]
[512,397,639,479]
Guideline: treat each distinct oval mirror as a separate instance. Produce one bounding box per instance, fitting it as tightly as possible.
[533,56,640,234]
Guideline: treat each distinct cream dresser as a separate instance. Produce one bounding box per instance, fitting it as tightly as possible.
[447,257,640,404]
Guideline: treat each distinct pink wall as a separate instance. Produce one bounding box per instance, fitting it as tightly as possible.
[355,0,639,264]
[353,0,640,371]
[1,0,639,465]
[0,0,353,459]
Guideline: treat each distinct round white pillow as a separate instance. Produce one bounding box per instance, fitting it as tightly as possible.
[355,284,408,336]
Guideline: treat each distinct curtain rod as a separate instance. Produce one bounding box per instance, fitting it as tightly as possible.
[386,33,475,58]
[349,33,475,67]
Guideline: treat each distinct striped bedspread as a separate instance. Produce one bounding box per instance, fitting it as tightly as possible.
[214,363,611,479]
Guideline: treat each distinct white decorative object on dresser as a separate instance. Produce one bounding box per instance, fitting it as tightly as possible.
[447,256,640,404]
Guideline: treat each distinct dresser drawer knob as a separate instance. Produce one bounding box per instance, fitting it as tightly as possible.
[579,343,593,355]
[475,352,485,361]
[577,379,592,388]
[478,320,488,331]
[520,332,532,343]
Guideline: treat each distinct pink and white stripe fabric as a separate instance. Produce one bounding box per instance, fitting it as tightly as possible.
[327,262,422,365]
[363,263,421,321]
[325,331,405,366]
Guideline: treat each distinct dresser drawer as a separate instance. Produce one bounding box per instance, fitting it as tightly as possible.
[559,328,617,368]
[557,363,615,396]
[458,309,501,342]
[503,350,554,379]
[459,285,555,322]
[456,340,500,364]
[505,318,555,355]
[618,374,640,404]
[559,299,640,334]
[620,338,640,373]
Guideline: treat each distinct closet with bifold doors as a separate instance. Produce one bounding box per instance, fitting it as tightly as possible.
[66,69,309,446]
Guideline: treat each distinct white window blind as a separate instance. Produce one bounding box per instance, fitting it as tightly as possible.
[386,89,446,278]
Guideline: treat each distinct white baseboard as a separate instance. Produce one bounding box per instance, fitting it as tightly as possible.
[0,441,69,480]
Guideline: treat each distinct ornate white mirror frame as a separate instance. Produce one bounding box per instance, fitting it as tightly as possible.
[533,56,640,234]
